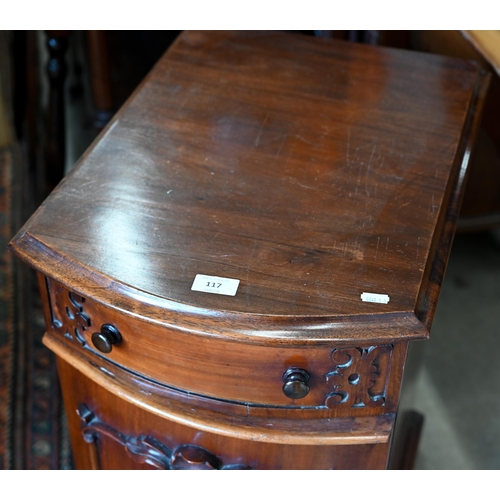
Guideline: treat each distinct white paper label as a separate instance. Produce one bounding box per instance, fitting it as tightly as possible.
[361,292,390,304]
[191,274,240,296]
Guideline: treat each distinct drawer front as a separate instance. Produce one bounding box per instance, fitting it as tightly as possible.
[40,276,404,413]
[58,358,390,470]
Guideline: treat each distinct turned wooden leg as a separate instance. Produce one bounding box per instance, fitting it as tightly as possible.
[86,30,113,131]
[44,30,69,193]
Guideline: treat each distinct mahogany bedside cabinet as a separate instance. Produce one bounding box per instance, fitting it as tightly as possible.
[10,31,488,470]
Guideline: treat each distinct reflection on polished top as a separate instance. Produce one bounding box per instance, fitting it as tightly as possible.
[10,31,485,343]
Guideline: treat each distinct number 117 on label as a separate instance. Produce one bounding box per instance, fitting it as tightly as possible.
[191,274,240,296]
[207,281,222,288]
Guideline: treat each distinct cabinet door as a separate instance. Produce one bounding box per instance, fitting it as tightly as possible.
[57,359,390,470]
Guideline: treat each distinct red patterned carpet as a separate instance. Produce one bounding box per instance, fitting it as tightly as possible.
[0,30,73,468]
[0,145,73,470]
[0,145,72,470]
[0,147,16,469]
[0,30,176,469]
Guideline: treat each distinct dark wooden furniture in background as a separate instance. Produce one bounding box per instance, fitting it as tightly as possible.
[43,30,113,193]
[41,30,180,196]
[44,30,69,192]
[86,31,113,130]
[10,31,488,469]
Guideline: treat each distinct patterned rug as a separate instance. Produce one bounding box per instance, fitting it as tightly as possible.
[0,146,16,469]
[0,145,73,470]
[0,146,74,472]
[22,267,73,470]
[0,31,73,470]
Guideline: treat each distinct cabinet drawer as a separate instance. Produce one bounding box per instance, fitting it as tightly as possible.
[57,358,392,470]
[41,276,403,413]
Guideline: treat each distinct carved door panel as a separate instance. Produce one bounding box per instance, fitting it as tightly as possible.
[57,358,391,470]
[75,402,252,470]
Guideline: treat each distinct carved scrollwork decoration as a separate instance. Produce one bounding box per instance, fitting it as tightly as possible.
[324,345,393,409]
[76,404,252,470]
[46,279,91,344]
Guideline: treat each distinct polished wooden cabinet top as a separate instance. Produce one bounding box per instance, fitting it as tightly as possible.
[11,31,487,344]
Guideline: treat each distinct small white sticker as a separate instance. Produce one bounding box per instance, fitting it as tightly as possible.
[191,274,240,296]
[361,292,390,304]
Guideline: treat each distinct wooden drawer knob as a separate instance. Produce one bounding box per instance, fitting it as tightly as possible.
[91,324,122,353]
[282,367,310,399]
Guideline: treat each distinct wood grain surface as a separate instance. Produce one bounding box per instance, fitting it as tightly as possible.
[408,30,499,231]
[9,30,488,470]
[10,31,486,344]
[46,333,395,446]
[39,275,408,411]
[57,358,392,469]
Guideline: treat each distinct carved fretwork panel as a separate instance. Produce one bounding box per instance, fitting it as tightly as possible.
[77,404,252,470]
[324,345,393,409]
[45,278,91,344]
